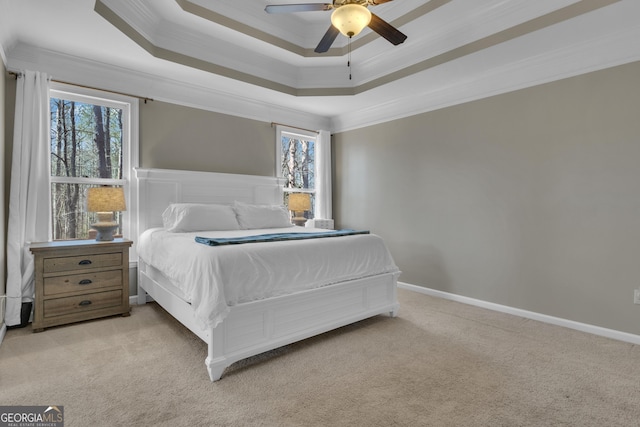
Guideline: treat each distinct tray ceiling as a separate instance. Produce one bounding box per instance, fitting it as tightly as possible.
[1,0,639,131]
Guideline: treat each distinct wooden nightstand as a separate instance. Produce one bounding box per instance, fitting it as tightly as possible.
[30,239,133,332]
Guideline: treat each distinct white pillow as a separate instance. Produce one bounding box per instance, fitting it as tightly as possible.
[233,201,293,229]
[162,203,240,232]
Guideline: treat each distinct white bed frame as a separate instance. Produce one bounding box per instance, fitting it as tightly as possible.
[135,168,400,381]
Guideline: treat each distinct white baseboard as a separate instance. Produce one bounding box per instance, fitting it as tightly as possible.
[0,323,7,348]
[398,282,640,346]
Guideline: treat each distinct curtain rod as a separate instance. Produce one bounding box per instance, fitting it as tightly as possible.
[271,122,319,134]
[7,71,154,103]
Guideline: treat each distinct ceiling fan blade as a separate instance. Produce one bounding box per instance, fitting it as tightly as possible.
[265,3,332,14]
[368,13,407,45]
[368,0,394,4]
[314,25,340,53]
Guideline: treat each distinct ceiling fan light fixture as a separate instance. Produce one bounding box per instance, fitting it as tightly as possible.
[330,4,372,37]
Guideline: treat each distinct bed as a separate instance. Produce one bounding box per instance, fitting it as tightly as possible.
[135,168,400,381]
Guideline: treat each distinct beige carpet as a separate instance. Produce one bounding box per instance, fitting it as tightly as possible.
[1,289,639,427]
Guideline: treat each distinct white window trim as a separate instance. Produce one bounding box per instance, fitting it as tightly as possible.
[49,83,139,257]
[275,125,332,222]
[275,124,317,202]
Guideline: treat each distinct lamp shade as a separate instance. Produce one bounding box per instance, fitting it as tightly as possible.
[331,4,372,37]
[288,193,311,212]
[87,187,126,212]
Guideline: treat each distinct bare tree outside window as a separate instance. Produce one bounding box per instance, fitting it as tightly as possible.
[50,96,126,240]
[281,133,316,220]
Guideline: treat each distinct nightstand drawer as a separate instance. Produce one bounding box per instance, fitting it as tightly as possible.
[44,270,123,296]
[44,252,122,273]
[44,290,123,318]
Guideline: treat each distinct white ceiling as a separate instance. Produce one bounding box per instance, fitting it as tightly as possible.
[1,0,639,132]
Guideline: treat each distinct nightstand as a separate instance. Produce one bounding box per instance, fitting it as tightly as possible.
[30,239,133,332]
[306,219,334,230]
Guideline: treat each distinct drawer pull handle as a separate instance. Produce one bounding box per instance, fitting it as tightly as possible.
[78,259,92,265]
[78,279,92,285]
[79,300,92,307]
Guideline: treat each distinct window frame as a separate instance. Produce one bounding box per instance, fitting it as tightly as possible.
[275,125,318,218]
[49,82,139,250]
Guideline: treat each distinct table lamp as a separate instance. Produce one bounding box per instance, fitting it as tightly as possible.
[87,186,126,241]
[288,193,311,226]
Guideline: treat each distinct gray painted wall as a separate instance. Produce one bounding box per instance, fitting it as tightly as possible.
[334,61,640,335]
[3,62,639,336]
[139,100,275,176]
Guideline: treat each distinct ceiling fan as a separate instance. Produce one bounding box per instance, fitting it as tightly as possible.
[265,0,408,53]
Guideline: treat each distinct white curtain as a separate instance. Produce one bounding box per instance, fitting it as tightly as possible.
[315,130,332,220]
[5,70,51,326]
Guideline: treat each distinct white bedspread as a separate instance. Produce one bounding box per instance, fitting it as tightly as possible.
[137,227,399,329]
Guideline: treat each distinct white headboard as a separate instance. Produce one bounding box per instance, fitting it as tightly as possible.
[135,168,286,235]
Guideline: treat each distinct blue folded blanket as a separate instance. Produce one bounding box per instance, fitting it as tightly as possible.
[195,229,370,246]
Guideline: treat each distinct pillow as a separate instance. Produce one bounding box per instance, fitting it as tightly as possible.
[162,203,240,232]
[233,201,293,229]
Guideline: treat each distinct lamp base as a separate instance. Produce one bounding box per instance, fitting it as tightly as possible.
[91,222,119,241]
[292,217,307,227]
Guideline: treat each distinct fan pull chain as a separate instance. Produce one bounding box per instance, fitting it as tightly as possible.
[348,36,352,80]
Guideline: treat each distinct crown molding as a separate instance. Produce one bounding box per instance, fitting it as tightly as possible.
[355,0,616,84]
[97,0,162,42]
[6,12,639,136]
[175,0,314,54]
[0,43,7,67]
[4,0,638,135]
[5,44,331,132]
[176,0,442,54]
[0,19,15,67]
[96,0,449,65]
[94,0,620,95]
[332,17,640,132]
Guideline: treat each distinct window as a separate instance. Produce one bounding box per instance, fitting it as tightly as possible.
[277,127,317,221]
[49,84,138,241]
